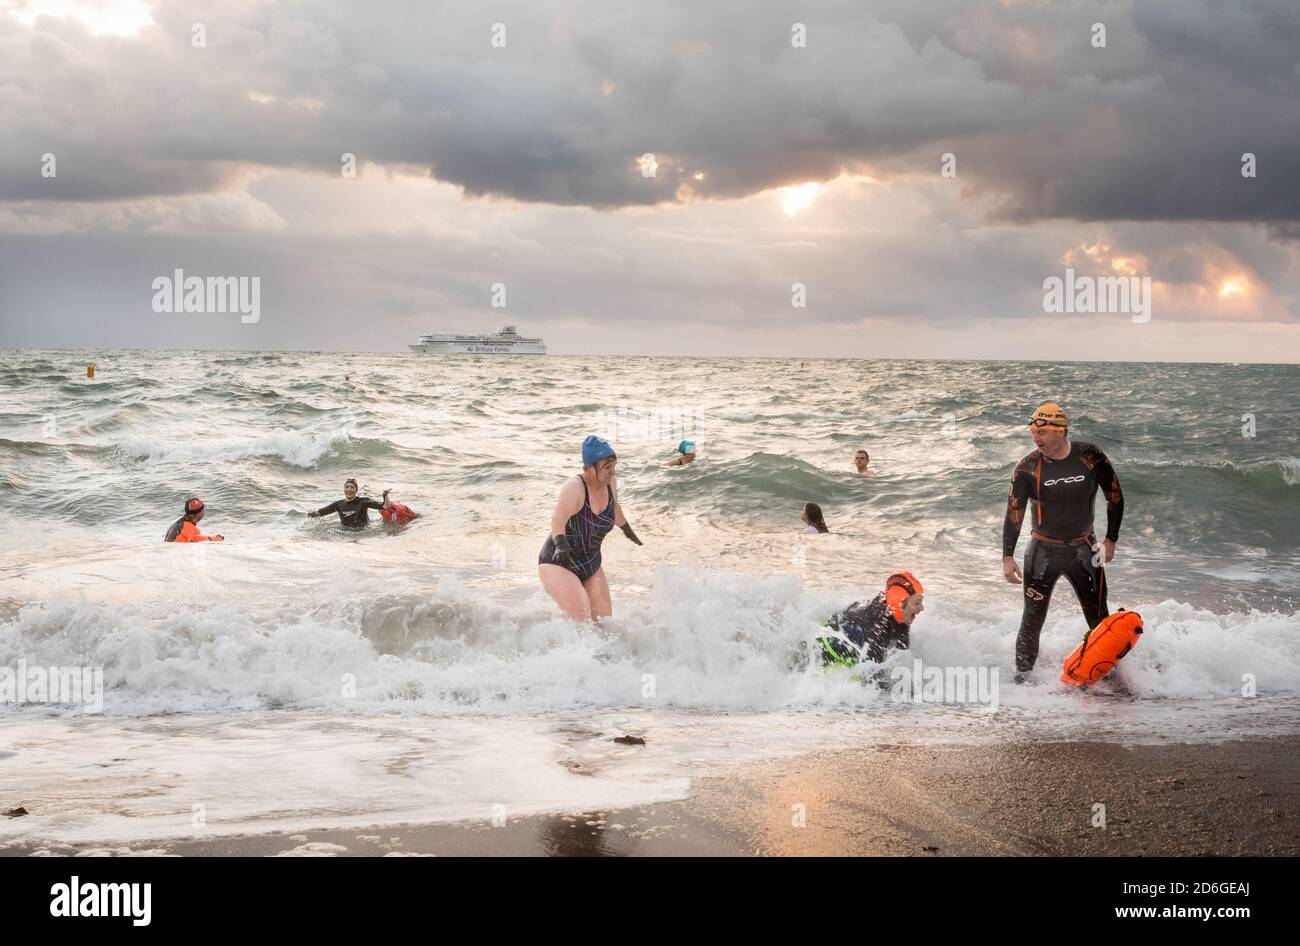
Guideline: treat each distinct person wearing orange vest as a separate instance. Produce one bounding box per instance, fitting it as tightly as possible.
[1002,403,1123,676]
[164,497,224,543]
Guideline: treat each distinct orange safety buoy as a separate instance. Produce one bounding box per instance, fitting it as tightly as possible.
[1061,609,1144,687]
[380,501,418,523]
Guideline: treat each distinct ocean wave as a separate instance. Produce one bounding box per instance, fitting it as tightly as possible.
[1127,456,1300,486]
[638,452,864,506]
[117,428,354,468]
[1,572,1297,719]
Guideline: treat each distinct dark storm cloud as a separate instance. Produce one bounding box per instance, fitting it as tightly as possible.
[4,0,1296,222]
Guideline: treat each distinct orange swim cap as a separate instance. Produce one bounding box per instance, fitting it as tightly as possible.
[885,572,923,623]
[1028,403,1068,429]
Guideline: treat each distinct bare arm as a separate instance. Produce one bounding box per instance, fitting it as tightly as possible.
[613,482,643,545]
[549,476,584,539]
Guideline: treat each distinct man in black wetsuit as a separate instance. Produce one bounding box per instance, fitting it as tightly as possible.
[1002,403,1124,677]
[308,478,390,528]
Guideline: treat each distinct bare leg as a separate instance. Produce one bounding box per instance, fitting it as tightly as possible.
[539,563,592,621]
[583,568,612,620]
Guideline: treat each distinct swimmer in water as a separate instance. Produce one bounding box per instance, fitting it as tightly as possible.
[664,439,697,467]
[164,497,224,542]
[538,435,643,621]
[308,478,391,529]
[817,572,925,669]
[854,449,874,476]
[802,502,829,533]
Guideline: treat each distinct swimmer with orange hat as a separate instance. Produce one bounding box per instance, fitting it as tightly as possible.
[817,572,925,668]
[1002,401,1124,679]
[164,497,224,543]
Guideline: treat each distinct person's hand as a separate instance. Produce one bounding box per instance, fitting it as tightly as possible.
[552,534,576,567]
[214,535,225,542]
[307,511,318,518]
[1002,555,1022,584]
[1101,538,1116,564]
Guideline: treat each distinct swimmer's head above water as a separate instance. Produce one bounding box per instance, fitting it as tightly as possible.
[802,502,829,533]
[1028,402,1069,452]
[581,435,617,484]
[886,571,925,623]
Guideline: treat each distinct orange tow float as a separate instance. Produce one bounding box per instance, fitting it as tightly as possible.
[380,501,419,523]
[1061,608,1144,687]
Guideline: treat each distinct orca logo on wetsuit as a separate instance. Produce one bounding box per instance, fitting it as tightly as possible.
[1042,475,1085,486]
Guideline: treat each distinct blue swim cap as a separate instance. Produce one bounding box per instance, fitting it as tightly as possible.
[678,440,696,454]
[582,435,616,466]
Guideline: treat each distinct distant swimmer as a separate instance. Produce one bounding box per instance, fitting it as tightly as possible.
[308,478,390,528]
[664,440,697,467]
[854,449,874,477]
[164,497,224,543]
[817,572,925,668]
[1002,402,1124,677]
[539,435,643,621]
[802,502,829,533]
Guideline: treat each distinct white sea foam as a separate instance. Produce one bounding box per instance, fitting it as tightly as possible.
[2,565,1296,720]
[117,427,351,467]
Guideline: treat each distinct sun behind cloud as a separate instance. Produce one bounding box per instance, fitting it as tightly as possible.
[782,182,820,216]
[10,0,154,35]
[1219,277,1248,299]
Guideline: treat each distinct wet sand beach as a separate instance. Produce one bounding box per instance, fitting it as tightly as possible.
[5,737,1297,857]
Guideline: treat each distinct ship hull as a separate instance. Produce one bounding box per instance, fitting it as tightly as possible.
[408,342,546,354]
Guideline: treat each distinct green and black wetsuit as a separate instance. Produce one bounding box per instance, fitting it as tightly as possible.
[1003,440,1124,672]
[819,593,909,667]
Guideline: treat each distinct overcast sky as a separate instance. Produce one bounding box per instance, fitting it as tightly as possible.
[2,0,1299,360]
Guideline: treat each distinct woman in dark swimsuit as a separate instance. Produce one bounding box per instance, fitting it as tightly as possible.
[539,435,643,621]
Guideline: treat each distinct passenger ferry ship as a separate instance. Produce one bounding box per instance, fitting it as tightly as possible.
[408,325,546,355]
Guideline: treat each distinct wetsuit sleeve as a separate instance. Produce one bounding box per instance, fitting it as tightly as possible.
[1096,455,1124,542]
[362,498,386,511]
[862,595,907,663]
[316,501,341,517]
[1002,457,1034,557]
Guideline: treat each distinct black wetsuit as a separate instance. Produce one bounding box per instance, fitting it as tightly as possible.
[819,593,910,666]
[539,477,617,581]
[1003,440,1124,672]
[316,497,386,528]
